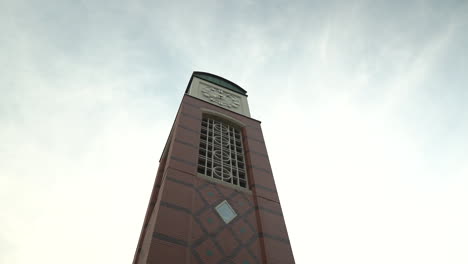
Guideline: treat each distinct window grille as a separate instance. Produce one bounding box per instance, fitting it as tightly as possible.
[197,116,248,188]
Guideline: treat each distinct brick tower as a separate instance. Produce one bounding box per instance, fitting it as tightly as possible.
[132,72,295,264]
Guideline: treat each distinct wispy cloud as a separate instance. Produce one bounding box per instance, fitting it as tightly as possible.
[1,0,467,263]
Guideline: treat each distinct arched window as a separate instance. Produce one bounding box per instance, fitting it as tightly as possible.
[197,115,248,189]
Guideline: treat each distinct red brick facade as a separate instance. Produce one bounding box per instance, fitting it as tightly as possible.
[132,93,295,264]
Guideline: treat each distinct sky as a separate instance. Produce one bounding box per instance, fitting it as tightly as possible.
[1,0,468,263]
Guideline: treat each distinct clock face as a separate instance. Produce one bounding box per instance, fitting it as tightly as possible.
[201,87,241,109]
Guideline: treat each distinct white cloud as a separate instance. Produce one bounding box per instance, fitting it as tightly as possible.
[1,0,468,263]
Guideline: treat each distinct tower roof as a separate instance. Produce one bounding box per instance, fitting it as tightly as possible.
[187,71,247,96]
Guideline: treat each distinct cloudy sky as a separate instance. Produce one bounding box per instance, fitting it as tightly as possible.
[1,0,468,263]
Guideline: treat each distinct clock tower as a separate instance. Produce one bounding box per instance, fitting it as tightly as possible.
[132,72,295,264]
